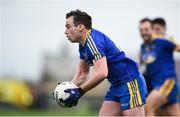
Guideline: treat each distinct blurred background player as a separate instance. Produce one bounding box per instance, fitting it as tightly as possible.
[140,18,179,93]
[138,18,153,93]
[0,80,34,108]
[60,9,147,116]
[139,18,180,116]
[152,17,177,44]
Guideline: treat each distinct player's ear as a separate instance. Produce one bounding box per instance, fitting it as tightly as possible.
[78,24,84,31]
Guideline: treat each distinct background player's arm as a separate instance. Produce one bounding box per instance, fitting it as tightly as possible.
[138,52,144,65]
[166,37,180,52]
[71,59,89,87]
[162,39,180,52]
[175,45,180,52]
[80,57,108,92]
[138,51,147,75]
[171,39,180,52]
[138,52,144,70]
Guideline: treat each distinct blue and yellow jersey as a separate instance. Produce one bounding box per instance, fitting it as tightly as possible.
[140,38,177,87]
[79,28,139,85]
[152,33,178,45]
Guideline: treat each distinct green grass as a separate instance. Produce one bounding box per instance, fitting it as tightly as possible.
[0,106,98,116]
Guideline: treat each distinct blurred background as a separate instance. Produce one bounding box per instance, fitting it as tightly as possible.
[0,0,180,116]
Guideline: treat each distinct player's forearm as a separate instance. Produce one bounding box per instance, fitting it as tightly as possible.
[72,59,90,87]
[80,69,107,92]
[72,71,88,87]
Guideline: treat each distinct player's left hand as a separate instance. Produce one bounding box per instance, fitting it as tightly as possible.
[63,87,85,108]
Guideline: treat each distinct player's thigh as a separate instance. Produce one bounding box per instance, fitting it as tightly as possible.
[160,80,179,115]
[99,101,122,116]
[162,103,180,116]
[146,89,167,110]
[122,105,145,116]
[120,75,147,116]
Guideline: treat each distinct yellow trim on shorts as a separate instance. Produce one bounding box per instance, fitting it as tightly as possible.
[127,79,143,108]
[159,79,175,97]
[127,82,134,108]
[134,79,143,105]
[130,81,139,107]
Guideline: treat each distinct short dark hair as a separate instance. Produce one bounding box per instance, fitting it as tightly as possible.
[140,18,152,24]
[152,18,166,27]
[66,9,92,29]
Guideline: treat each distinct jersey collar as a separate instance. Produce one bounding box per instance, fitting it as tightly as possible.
[82,29,91,46]
[151,33,164,39]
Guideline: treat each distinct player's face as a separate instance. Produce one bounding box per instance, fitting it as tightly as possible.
[152,24,166,36]
[139,22,153,42]
[65,16,82,43]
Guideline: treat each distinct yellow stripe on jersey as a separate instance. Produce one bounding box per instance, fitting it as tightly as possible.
[127,79,143,108]
[88,35,102,59]
[89,36,101,55]
[87,36,102,61]
[159,79,175,97]
[87,42,98,60]
[87,39,100,60]
[82,29,91,46]
[87,43,95,59]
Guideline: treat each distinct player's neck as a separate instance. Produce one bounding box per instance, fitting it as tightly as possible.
[79,29,90,45]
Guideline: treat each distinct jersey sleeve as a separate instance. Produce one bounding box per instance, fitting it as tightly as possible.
[159,39,176,50]
[86,35,106,61]
[79,45,85,60]
[166,36,179,46]
[160,39,176,50]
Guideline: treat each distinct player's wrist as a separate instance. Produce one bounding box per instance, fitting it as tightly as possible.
[78,87,85,95]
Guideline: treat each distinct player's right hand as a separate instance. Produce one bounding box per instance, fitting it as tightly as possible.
[63,87,85,107]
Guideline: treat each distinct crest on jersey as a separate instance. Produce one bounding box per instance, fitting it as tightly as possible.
[142,44,157,64]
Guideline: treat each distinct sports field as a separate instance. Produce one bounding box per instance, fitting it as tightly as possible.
[0,106,98,116]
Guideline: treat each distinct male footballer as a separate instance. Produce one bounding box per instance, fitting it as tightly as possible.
[62,9,147,116]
